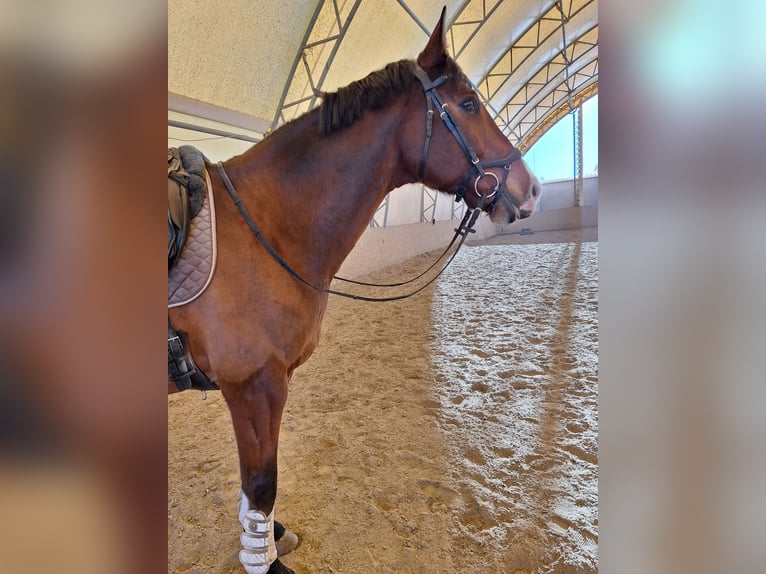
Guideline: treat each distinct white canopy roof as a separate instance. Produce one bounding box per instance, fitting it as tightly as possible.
[169,0,598,150]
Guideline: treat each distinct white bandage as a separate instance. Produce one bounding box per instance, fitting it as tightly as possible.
[237,491,278,573]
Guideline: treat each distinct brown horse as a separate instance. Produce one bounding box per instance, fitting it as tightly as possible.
[169,9,540,574]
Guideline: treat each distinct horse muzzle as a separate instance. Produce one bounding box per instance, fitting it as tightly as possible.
[485,173,540,224]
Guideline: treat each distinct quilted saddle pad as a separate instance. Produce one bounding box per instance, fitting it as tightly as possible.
[168,168,217,308]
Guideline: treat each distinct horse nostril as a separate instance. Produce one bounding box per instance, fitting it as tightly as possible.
[531,182,540,198]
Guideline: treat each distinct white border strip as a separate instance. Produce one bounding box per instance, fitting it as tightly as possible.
[168,168,218,308]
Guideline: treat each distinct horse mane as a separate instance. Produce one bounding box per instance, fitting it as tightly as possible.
[318,57,469,135]
[318,59,418,135]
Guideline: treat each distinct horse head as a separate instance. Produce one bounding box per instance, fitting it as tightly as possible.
[401,7,541,224]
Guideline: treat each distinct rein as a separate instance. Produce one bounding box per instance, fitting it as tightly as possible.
[332,222,462,289]
[217,161,485,302]
[217,62,522,302]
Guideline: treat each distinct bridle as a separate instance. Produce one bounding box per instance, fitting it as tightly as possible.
[217,61,525,302]
[411,63,523,216]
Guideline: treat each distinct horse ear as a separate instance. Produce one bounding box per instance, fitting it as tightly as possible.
[417,6,448,70]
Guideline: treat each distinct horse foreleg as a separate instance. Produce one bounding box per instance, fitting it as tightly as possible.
[222,363,294,574]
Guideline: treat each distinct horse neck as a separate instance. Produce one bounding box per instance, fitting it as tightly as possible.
[226,98,415,284]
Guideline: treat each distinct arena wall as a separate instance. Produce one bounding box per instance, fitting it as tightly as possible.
[536,175,599,210]
[496,205,597,236]
[336,214,498,279]
[338,178,598,279]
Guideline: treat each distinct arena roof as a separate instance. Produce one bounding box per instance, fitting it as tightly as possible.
[168,0,598,151]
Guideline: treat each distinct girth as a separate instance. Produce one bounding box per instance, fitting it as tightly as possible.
[168,316,218,392]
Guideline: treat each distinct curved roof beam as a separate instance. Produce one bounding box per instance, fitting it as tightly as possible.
[442,0,597,147]
[499,26,597,134]
[482,2,596,112]
[393,0,432,36]
[270,0,364,131]
[511,67,598,143]
[518,81,598,151]
[448,0,505,59]
[455,0,560,83]
[486,22,596,145]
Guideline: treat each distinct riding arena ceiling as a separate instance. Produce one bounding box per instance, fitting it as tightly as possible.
[168,0,598,152]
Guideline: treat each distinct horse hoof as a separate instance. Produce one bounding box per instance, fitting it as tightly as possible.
[275,529,299,557]
[267,558,295,574]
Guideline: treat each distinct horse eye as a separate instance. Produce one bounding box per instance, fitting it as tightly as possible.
[461,98,478,114]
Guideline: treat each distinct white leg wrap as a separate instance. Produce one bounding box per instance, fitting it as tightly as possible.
[237,490,278,574]
[237,489,249,529]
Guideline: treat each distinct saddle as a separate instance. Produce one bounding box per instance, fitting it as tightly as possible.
[168,146,206,268]
[168,146,218,392]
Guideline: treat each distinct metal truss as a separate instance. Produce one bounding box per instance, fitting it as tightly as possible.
[451,198,468,222]
[462,0,598,144]
[447,0,504,59]
[420,185,439,224]
[514,72,598,151]
[557,0,578,110]
[519,80,597,152]
[475,1,564,116]
[501,27,598,148]
[369,195,390,228]
[271,0,364,131]
[573,104,584,207]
